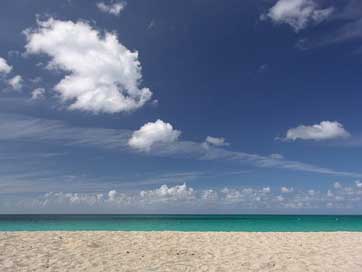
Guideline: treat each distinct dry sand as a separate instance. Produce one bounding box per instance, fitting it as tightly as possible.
[1,231,362,271]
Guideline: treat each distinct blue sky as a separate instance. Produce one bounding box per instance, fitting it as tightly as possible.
[1,0,362,213]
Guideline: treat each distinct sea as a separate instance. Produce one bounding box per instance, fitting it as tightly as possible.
[1,214,362,232]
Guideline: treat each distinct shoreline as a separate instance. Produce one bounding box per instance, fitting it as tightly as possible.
[1,231,362,271]
[1,230,362,233]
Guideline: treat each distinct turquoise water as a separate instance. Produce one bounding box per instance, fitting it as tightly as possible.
[1,215,362,232]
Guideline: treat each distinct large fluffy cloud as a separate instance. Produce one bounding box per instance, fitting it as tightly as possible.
[25,18,152,113]
[96,1,126,16]
[128,120,181,152]
[284,121,350,141]
[263,0,334,32]
[0,57,12,74]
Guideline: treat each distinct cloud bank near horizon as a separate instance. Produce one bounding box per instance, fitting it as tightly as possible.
[2,181,362,213]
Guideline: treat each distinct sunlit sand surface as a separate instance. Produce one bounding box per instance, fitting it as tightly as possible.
[1,231,362,271]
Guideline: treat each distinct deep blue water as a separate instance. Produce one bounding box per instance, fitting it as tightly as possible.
[1,214,362,232]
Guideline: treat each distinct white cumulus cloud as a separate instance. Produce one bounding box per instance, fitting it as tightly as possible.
[0,57,12,74]
[97,1,126,16]
[128,120,181,152]
[106,190,132,205]
[263,0,334,32]
[25,18,152,114]
[284,121,350,141]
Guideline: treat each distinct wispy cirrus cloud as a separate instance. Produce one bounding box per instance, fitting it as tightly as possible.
[295,0,362,49]
[298,19,362,49]
[0,114,131,150]
[261,0,362,50]
[261,0,334,32]
[0,168,204,195]
[1,114,361,178]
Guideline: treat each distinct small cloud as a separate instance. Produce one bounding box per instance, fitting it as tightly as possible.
[258,64,268,73]
[128,120,181,152]
[355,180,362,188]
[31,88,46,100]
[327,190,334,197]
[0,57,12,74]
[151,99,159,107]
[30,77,42,84]
[282,121,350,141]
[8,75,23,91]
[308,189,316,196]
[96,1,126,16]
[261,0,334,32]
[8,50,21,58]
[270,153,284,159]
[204,136,230,147]
[281,186,294,193]
[147,20,156,30]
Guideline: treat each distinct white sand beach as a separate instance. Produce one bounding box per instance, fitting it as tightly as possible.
[1,232,362,271]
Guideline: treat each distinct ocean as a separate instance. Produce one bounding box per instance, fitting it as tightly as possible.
[1,214,362,231]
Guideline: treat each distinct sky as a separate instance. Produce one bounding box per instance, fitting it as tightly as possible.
[1,0,362,213]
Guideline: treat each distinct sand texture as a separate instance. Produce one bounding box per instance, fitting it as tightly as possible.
[1,231,362,271]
